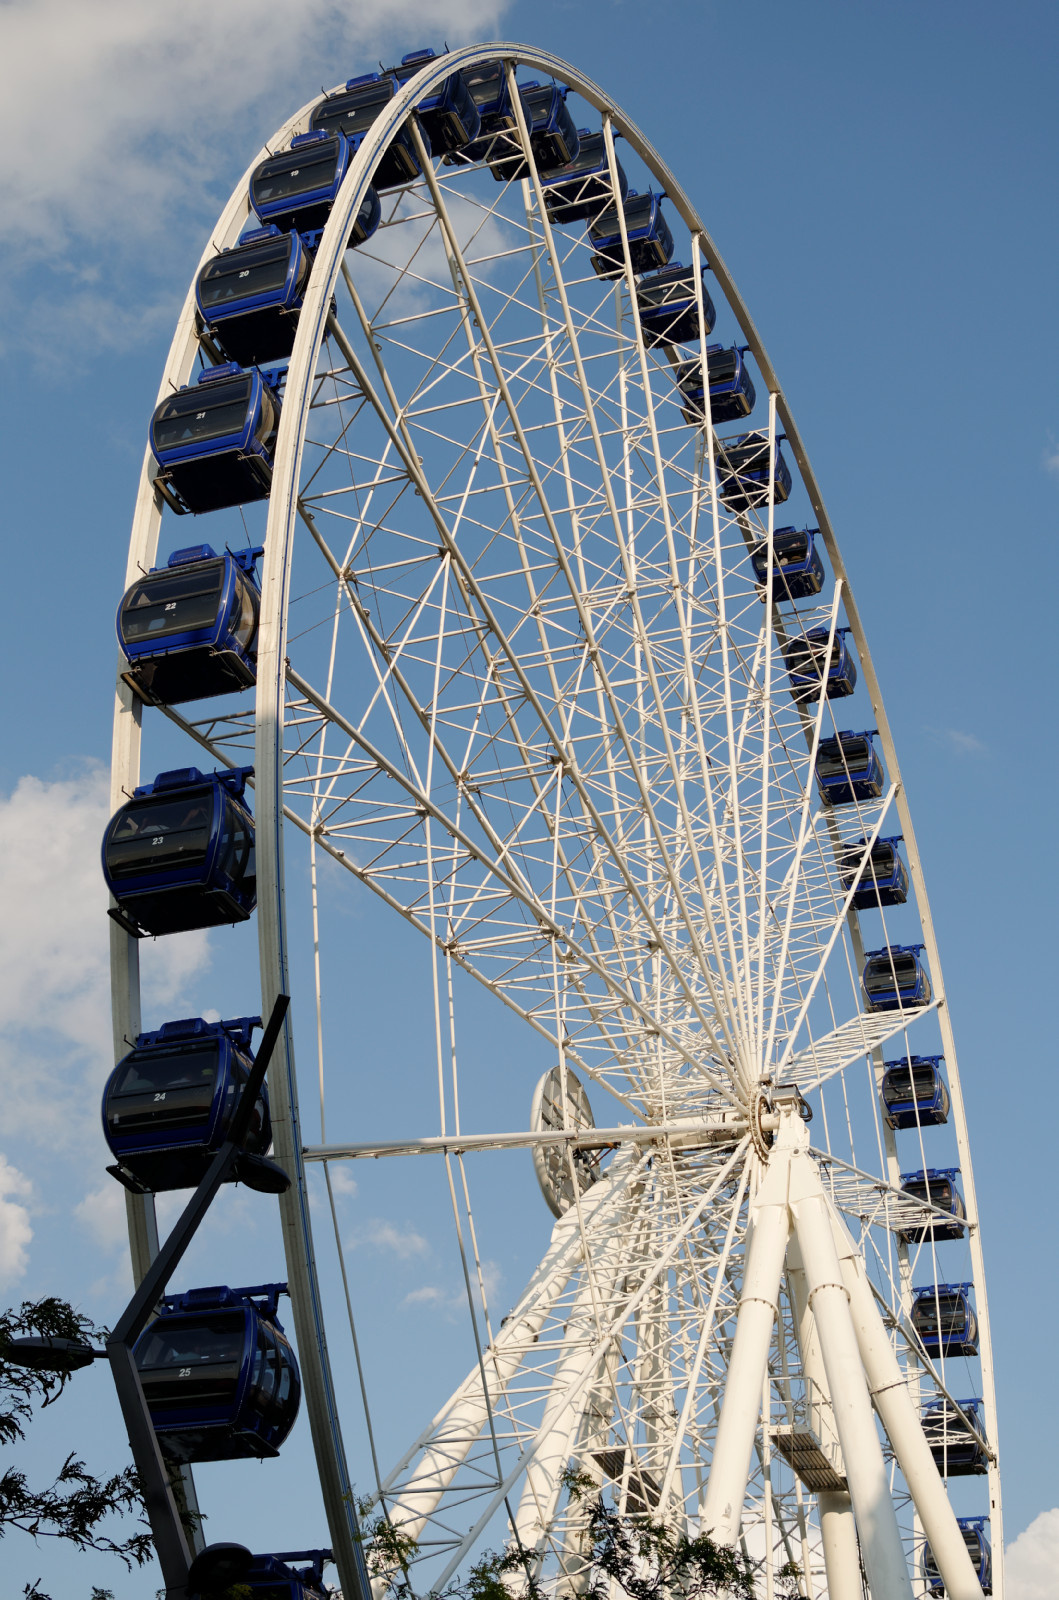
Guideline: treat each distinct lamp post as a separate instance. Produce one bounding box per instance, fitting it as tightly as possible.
[7,995,292,1600]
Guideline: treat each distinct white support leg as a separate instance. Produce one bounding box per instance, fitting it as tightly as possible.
[789,1156,913,1600]
[820,1491,864,1600]
[700,1153,792,1546]
[787,1238,863,1600]
[829,1210,985,1600]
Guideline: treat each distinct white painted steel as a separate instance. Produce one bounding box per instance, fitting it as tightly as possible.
[833,1213,985,1600]
[789,1143,914,1600]
[699,1154,791,1545]
[819,1492,862,1600]
[111,40,1001,1600]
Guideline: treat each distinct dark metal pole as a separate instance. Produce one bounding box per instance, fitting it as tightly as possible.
[105,994,291,1600]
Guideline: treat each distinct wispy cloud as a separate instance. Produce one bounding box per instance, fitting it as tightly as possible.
[1043,438,1059,478]
[347,1217,430,1259]
[1007,1508,1059,1600]
[402,1258,503,1320]
[0,0,511,356]
[926,726,987,756]
[0,1155,33,1288]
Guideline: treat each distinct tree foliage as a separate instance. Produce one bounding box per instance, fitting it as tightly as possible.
[365,1468,798,1600]
[1,1298,154,1599]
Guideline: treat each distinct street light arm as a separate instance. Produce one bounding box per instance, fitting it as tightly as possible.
[110,994,290,1351]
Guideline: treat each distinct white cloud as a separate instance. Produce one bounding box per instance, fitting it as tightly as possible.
[327,1165,359,1199]
[347,1217,429,1258]
[0,0,510,355]
[1043,440,1059,478]
[74,1179,130,1257]
[0,766,210,1152]
[0,1155,33,1288]
[1008,1508,1059,1600]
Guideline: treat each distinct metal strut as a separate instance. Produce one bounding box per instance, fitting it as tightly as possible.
[700,1100,984,1600]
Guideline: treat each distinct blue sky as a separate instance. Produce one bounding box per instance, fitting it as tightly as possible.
[0,2,1055,1596]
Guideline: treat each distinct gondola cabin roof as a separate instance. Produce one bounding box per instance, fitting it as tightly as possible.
[240,1549,333,1600]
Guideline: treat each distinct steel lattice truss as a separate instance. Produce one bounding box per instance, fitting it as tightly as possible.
[124,49,998,1600]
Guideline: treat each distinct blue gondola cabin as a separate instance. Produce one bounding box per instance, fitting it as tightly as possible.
[488,81,580,179]
[925,1518,991,1595]
[911,1283,978,1358]
[445,60,516,166]
[717,430,792,511]
[836,835,909,908]
[675,345,756,422]
[102,1015,270,1194]
[195,227,311,368]
[898,1168,967,1242]
[134,1283,300,1463]
[540,130,628,224]
[750,527,825,601]
[117,543,262,706]
[150,364,279,516]
[862,944,932,1012]
[921,1398,988,1477]
[637,265,716,348]
[783,627,858,702]
[384,49,481,154]
[102,765,256,938]
[588,191,674,277]
[881,1056,950,1129]
[815,731,885,806]
[237,1551,333,1600]
[249,130,380,245]
[310,73,423,189]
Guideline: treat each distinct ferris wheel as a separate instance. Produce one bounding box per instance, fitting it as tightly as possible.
[105,42,1002,1600]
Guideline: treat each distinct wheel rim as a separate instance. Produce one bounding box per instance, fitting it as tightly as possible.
[109,44,1001,1600]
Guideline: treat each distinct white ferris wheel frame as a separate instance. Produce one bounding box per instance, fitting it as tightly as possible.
[108,43,1001,1600]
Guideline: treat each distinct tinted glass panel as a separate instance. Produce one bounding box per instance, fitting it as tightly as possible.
[817,740,869,777]
[253,146,339,204]
[138,1313,244,1370]
[312,84,392,138]
[121,563,223,643]
[708,354,738,384]
[464,61,504,109]
[639,270,695,310]
[866,955,918,991]
[108,1043,219,1134]
[154,380,252,451]
[199,239,291,308]
[216,797,252,883]
[905,1179,954,1208]
[106,793,213,878]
